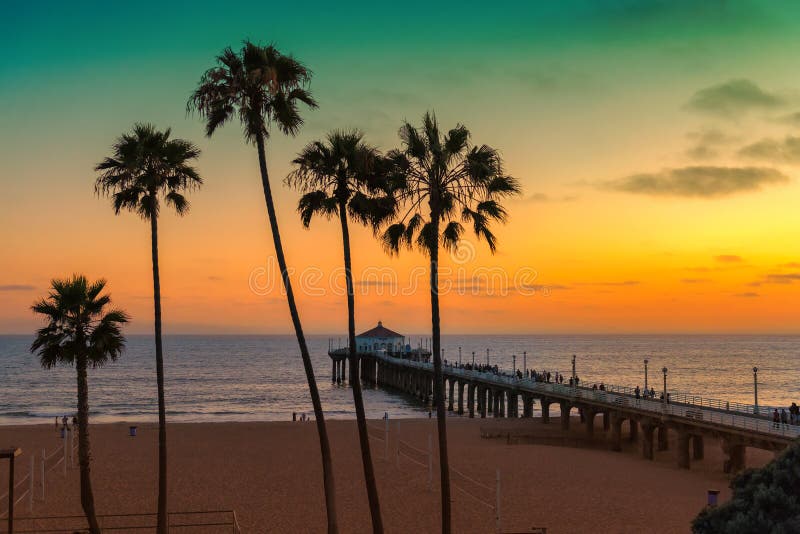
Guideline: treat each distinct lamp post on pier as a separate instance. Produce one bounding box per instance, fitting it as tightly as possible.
[512,354,516,376]
[662,367,668,410]
[753,367,759,415]
[644,359,649,391]
[458,347,462,366]
[486,348,490,366]
[523,351,527,377]
[571,354,576,385]
[472,351,475,366]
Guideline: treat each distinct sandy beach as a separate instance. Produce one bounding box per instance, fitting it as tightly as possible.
[0,417,773,533]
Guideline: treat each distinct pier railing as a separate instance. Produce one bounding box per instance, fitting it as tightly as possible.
[372,353,800,440]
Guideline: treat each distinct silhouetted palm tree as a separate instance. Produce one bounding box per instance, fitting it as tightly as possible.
[382,112,520,534]
[188,42,340,532]
[287,130,396,534]
[31,275,128,534]
[95,123,202,534]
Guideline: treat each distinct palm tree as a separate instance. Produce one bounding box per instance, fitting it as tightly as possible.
[187,42,339,532]
[382,112,520,533]
[287,130,396,534]
[30,275,128,534]
[94,123,202,534]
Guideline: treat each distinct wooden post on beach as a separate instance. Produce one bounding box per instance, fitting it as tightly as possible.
[495,469,501,533]
[28,455,34,512]
[427,433,432,492]
[40,449,45,501]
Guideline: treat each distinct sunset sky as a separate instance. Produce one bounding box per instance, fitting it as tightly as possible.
[2,1,800,334]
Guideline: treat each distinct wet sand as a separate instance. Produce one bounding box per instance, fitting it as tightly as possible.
[0,418,772,533]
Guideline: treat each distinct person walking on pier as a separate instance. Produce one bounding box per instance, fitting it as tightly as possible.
[773,409,780,429]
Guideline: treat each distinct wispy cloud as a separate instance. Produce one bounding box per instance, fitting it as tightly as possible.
[685,128,738,160]
[734,292,759,298]
[681,278,712,284]
[604,166,788,198]
[525,192,579,203]
[574,280,640,287]
[0,284,35,291]
[685,79,784,119]
[715,255,743,263]
[738,136,800,164]
[775,111,800,127]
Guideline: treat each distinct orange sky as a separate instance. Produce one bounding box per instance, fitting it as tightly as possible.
[2,2,800,334]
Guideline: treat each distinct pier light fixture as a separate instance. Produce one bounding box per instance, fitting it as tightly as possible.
[458,346,462,366]
[523,351,527,376]
[753,367,759,415]
[512,354,516,375]
[571,354,576,384]
[472,351,475,366]
[644,359,649,391]
[662,367,668,408]
[486,348,490,365]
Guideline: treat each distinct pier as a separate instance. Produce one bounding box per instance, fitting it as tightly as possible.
[349,351,798,474]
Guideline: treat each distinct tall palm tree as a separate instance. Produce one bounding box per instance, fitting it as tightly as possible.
[30,275,128,534]
[187,42,339,532]
[94,123,202,534]
[382,112,520,533]
[287,130,396,534]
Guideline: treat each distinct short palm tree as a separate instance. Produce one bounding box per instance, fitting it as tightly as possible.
[31,275,128,534]
[287,130,396,534]
[188,42,339,532]
[382,112,520,534]
[95,123,202,534]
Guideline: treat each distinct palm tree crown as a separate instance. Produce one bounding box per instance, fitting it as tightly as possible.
[187,41,317,143]
[287,129,395,229]
[94,123,201,219]
[382,112,520,255]
[31,275,128,369]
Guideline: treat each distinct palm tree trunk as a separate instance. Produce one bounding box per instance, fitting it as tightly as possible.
[150,209,169,534]
[429,211,451,534]
[76,355,101,534]
[339,201,384,533]
[256,133,338,533]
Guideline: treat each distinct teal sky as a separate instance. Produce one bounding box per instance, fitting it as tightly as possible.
[3,1,800,334]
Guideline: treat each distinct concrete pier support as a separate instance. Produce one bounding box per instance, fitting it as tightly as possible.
[692,435,704,460]
[467,384,475,418]
[641,423,654,460]
[722,439,746,474]
[499,392,505,418]
[610,414,623,452]
[677,431,691,469]
[541,399,551,424]
[603,412,610,432]
[560,401,571,430]
[629,420,639,442]
[479,387,487,418]
[457,382,465,415]
[487,389,493,414]
[522,394,533,417]
[585,409,596,438]
[493,391,501,418]
[508,393,518,417]
[332,359,336,383]
[657,426,669,451]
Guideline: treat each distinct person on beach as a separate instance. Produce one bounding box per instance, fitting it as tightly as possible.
[773,409,780,429]
[62,415,68,429]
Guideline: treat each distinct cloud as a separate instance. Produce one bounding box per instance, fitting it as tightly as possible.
[681,278,711,284]
[525,193,579,203]
[715,255,742,263]
[208,276,224,281]
[605,166,789,198]
[738,136,800,164]
[734,292,759,298]
[575,280,640,287]
[763,273,800,284]
[782,262,800,268]
[685,79,784,118]
[775,112,800,127]
[0,284,35,291]
[685,128,738,160]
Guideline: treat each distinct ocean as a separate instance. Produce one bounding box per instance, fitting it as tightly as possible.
[1,334,798,425]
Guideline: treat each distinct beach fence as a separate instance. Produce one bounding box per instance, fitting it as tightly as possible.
[367,417,504,532]
[0,427,78,523]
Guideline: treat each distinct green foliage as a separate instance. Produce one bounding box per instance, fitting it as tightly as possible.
[30,275,129,369]
[380,111,521,256]
[95,123,202,220]
[692,441,800,533]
